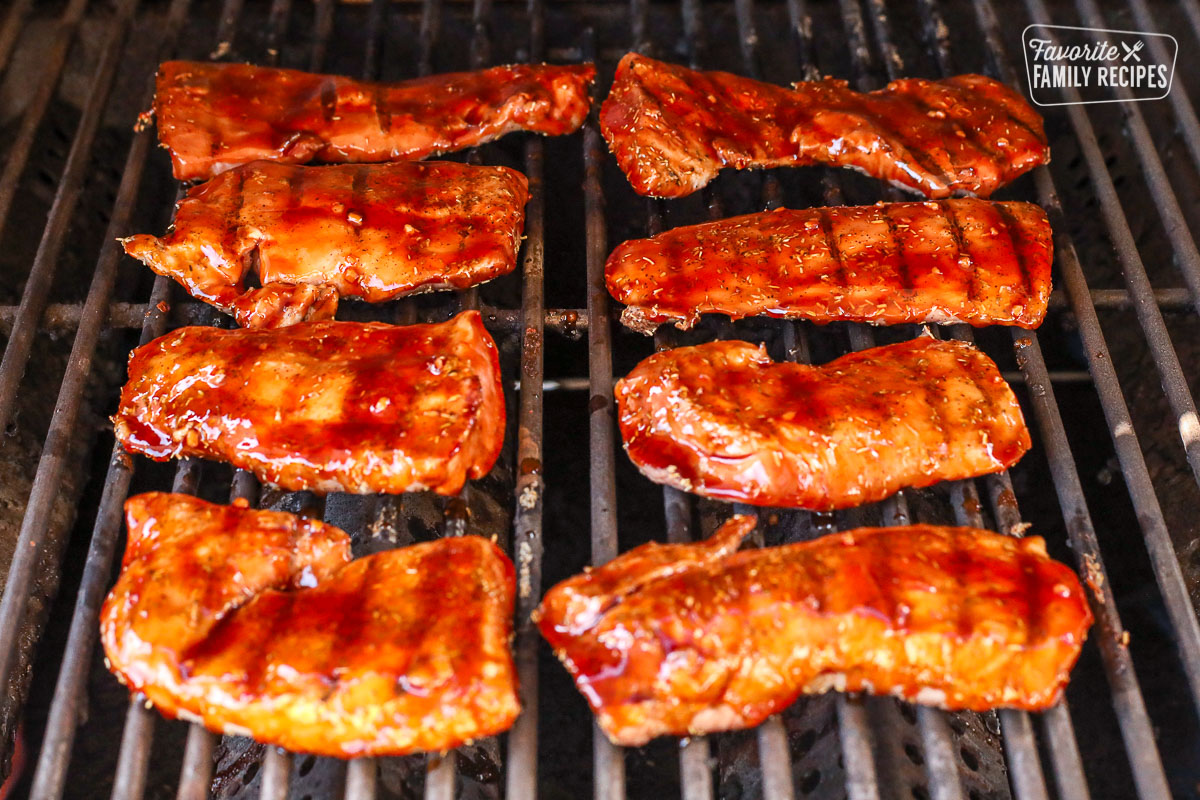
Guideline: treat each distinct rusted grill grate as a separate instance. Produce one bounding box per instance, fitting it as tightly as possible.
[0,1,1196,799]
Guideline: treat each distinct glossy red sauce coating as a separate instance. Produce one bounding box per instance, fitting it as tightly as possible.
[600,53,1049,199]
[607,199,1052,333]
[122,161,529,328]
[615,337,1030,510]
[101,492,519,757]
[156,60,596,181]
[113,312,504,495]
[536,515,1092,746]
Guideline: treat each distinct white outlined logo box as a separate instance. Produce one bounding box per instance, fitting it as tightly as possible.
[1022,24,1177,107]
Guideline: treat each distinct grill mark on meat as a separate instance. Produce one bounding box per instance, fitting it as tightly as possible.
[1020,546,1042,662]
[537,519,1093,745]
[123,161,529,328]
[605,199,1051,332]
[287,164,308,212]
[600,55,1048,200]
[940,199,976,303]
[101,494,519,756]
[816,207,849,288]
[881,203,913,293]
[350,166,368,246]
[374,83,392,134]
[859,100,955,193]
[113,313,506,495]
[902,87,1000,182]
[330,558,373,693]
[950,529,973,642]
[991,201,1035,314]
[156,61,595,181]
[616,338,1030,510]
[915,341,957,473]
[319,78,338,123]
[953,76,1045,147]
[226,167,249,271]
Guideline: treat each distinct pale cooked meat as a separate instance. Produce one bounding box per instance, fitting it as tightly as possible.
[101,492,519,757]
[156,60,596,181]
[615,337,1030,509]
[600,53,1049,199]
[122,161,529,328]
[607,199,1053,334]
[113,311,504,495]
[536,515,1092,746]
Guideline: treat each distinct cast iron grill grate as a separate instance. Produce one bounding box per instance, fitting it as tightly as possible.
[0,1,1196,799]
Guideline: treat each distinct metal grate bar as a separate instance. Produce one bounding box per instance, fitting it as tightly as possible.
[0,0,188,785]
[1040,702,1091,800]
[176,724,217,800]
[583,34,626,796]
[1068,0,1200,317]
[728,5,843,799]
[1121,0,1200,179]
[0,0,164,729]
[917,709,968,800]
[1007,322,1172,799]
[961,1,1188,794]
[626,0,719,794]
[260,750,293,800]
[344,758,377,800]
[2,287,1192,336]
[109,456,203,800]
[794,3,1006,798]
[0,0,141,435]
[835,699,880,800]
[0,0,33,78]
[978,0,1200,736]
[863,4,1077,796]
[1021,2,1200,505]
[111,704,156,800]
[20,7,190,799]
[0,0,89,248]
[308,0,334,73]
[504,0,550,794]
[417,0,441,79]
[423,751,455,800]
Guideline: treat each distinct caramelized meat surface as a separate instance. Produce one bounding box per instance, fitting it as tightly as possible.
[102,493,519,757]
[608,199,1052,333]
[536,515,1091,746]
[616,337,1029,509]
[122,161,528,328]
[114,312,504,495]
[601,53,1048,199]
[156,60,595,181]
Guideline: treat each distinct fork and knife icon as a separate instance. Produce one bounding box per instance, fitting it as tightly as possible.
[1120,40,1145,61]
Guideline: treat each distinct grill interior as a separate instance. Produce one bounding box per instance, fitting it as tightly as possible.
[0,0,1198,799]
